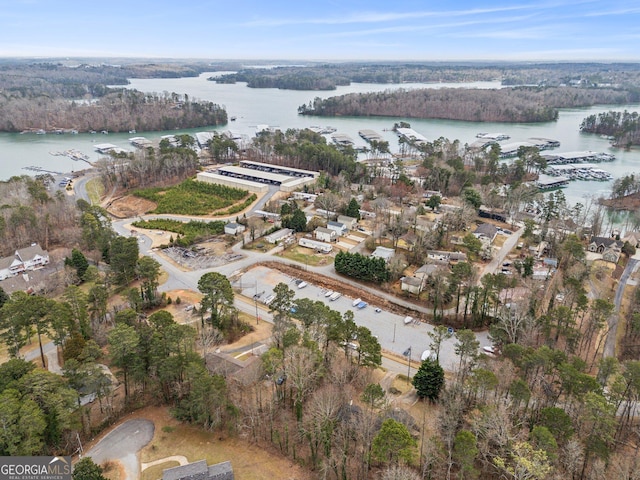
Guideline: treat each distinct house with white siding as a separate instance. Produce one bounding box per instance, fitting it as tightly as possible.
[315,227,337,243]
[327,221,347,236]
[0,244,50,281]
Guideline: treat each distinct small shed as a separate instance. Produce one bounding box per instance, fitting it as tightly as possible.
[401,276,423,295]
[224,222,246,236]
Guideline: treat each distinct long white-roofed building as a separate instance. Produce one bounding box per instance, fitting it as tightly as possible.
[196,160,319,193]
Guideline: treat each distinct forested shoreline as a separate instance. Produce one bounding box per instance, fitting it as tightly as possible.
[211,62,640,91]
[580,110,640,147]
[0,89,227,133]
[299,86,638,123]
[0,61,225,132]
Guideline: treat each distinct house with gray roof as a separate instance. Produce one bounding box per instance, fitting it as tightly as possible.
[327,220,347,236]
[0,244,49,281]
[473,223,499,244]
[163,460,233,480]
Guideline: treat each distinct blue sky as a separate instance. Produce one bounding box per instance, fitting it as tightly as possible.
[1,0,639,61]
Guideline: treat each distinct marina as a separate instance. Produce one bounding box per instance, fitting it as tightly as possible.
[331,133,355,146]
[499,138,561,157]
[129,136,154,148]
[542,150,615,165]
[358,129,385,143]
[49,149,92,165]
[476,132,510,141]
[308,126,336,135]
[544,164,613,181]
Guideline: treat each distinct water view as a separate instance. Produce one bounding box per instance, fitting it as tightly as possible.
[2,72,640,210]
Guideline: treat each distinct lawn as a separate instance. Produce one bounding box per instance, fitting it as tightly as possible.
[277,246,333,267]
[137,407,309,480]
[85,177,105,205]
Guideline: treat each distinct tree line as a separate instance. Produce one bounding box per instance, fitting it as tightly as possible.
[0,89,227,133]
[210,62,640,91]
[580,110,640,147]
[299,86,639,123]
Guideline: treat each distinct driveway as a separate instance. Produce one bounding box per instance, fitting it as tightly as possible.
[84,419,154,480]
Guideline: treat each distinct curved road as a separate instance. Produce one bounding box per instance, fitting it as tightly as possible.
[605,256,640,358]
[84,419,154,480]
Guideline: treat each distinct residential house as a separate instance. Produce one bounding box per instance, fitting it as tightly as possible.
[371,246,395,263]
[401,276,423,295]
[224,222,246,236]
[473,223,499,244]
[327,220,347,236]
[622,231,640,248]
[602,247,621,264]
[0,244,50,281]
[588,236,623,254]
[448,252,468,264]
[425,250,468,266]
[163,460,234,480]
[299,237,332,253]
[415,264,438,280]
[264,228,293,244]
[337,215,358,230]
[314,226,337,243]
[16,244,49,271]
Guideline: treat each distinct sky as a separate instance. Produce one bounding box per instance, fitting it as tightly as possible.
[1,0,639,62]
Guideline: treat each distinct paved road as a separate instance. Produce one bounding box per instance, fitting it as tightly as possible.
[84,419,154,480]
[605,256,640,358]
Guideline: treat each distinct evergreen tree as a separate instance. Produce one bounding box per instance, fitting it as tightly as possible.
[72,457,108,480]
[412,358,445,402]
[345,197,361,219]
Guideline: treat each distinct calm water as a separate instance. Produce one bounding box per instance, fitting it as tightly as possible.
[2,72,640,209]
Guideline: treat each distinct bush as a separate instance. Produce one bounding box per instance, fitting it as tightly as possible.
[175,296,181,305]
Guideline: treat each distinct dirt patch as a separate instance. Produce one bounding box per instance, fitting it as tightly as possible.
[163,290,204,325]
[106,195,157,218]
[161,246,244,270]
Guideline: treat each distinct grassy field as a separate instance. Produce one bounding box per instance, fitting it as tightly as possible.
[133,179,253,215]
[278,246,333,267]
[85,177,105,205]
[137,407,309,480]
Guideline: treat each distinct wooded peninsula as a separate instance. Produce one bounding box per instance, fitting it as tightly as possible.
[580,110,640,147]
[0,61,225,132]
[299,86,638,123]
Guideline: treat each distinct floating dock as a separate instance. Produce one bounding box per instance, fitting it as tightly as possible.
[359,129,385,143]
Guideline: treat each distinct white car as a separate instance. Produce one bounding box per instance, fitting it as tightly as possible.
[482,346,497,355]
[375,308,382,313]
[297,281,307,289]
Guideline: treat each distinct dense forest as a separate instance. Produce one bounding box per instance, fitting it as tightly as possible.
[580,110,640,147]
[211,62,640,91]
[0,61,225,132]
[299,86,638,123]
[0,89,227,133]
[0,61,208,97]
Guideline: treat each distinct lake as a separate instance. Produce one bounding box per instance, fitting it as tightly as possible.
[2,72,639,210]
